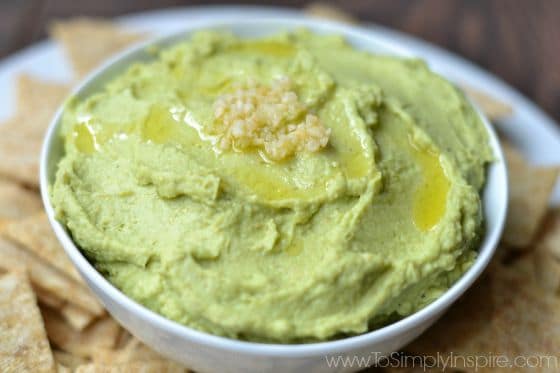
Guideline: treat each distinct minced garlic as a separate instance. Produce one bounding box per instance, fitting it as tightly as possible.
[212,77,330,161]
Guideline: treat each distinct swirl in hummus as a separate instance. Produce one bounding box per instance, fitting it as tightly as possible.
[52,30,492,342]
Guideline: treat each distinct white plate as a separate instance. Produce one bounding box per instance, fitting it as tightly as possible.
[1,5,559,203]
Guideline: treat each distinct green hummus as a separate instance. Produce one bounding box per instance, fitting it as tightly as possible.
[52,30,492,342]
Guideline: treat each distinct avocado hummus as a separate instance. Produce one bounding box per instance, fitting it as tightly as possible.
[52,30,493,342]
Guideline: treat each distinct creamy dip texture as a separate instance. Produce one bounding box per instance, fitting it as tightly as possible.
[52,30,492,343]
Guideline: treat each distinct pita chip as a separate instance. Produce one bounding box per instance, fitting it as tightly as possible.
[34,285,65,309]
[0,76,69,188]
[9,75,70,136]
[541,209,560,260]
[501,142,559,248]
[53,350,88,372]
[0,272,56,372]
[405,253,560,372]
[532,210,560,292]
[2,212,84,284]
[533,242,560,293]
[462,85,513,122]
[57,363,72,373]
[0,133,44,188]
[92,337,166,365]
[304,3,357,24]
[0,238,104,316]
[60,303,97,331]
[42,308,121,359]
[0,179,42,228]
[75,361,186,373]
[50,18,145,78]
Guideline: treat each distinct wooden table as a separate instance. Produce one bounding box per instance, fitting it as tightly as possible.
[1,0,558,124]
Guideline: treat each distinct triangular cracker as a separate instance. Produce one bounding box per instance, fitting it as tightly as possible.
[2,212,84,284]
[50,18,145,78]
[0,272,56,372]
[0,76,69,188]
[0,238,104,316]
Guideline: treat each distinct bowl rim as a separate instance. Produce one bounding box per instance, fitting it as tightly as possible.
[40,16,508,357]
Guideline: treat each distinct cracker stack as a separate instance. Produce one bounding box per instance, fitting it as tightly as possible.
[0,19,186,373]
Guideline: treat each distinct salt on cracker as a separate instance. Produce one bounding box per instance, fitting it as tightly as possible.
[49,18,145,78]
[501,142,559,248]
[42,307,120,359]
[2,212,84,284]
[0,76,69,188]
[0,272,56,373]
[0,238,104,316]
[0,179,42,228]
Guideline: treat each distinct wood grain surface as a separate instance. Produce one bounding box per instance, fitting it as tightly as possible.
[1,0,558,123]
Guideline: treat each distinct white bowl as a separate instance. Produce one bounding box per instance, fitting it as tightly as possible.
[40,17,508,373]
